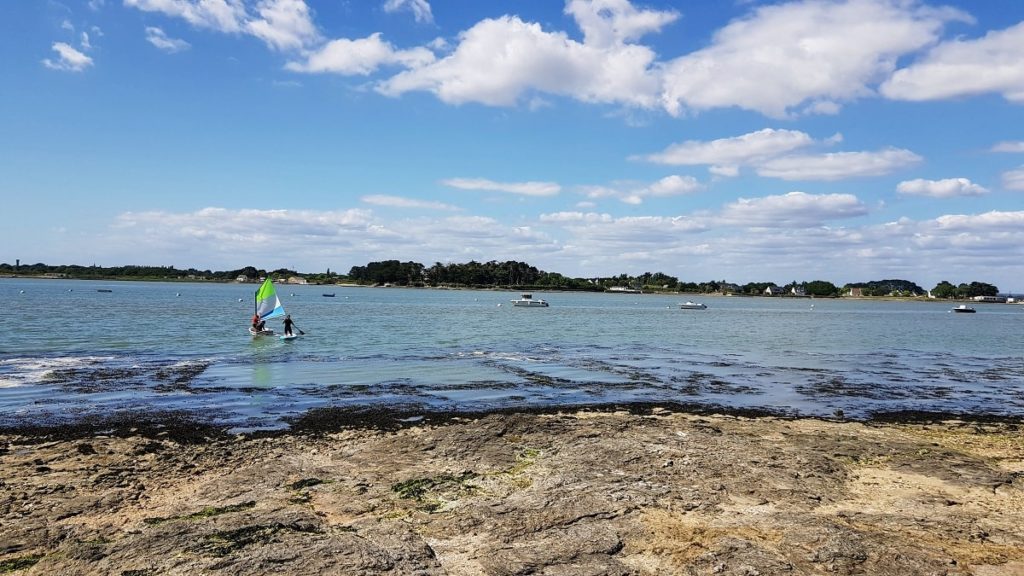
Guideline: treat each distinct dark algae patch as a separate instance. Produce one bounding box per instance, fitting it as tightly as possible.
[198,522,321,557]
[143,501,256,525]
[0,555,43,573]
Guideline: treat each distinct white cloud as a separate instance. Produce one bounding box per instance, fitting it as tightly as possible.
[124,0,247,34]
[80,32,92,50]
[992,141,1024,153]
[441,177,561,197]
[881,21,1024,103]
[644,129,920,182]
[126,0,318,51]
[896,178,988,198]
[383,0,433,24]
[660,0,969,118]
[539,211,613,223]
[361,194,459,211]
[97,204,1024,289]
[246,0,320,51]
[145,27,191,53]
[641,128,815,170]
[580,175,702,204]
[932,210,1024,232]
[377,14,663,108]
[719,191,868,227]
[756,148,921,181]
[564,0,678,48]
[286,33,434,75]
[42,42,94,72]
[1003,167,1024,191]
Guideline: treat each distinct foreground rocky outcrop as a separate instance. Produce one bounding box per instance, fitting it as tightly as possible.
[1,406,1022,575]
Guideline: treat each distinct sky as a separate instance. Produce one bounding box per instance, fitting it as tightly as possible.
[2,0,1023,290]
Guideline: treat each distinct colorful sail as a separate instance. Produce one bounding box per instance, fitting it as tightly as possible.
[254,278,285,321]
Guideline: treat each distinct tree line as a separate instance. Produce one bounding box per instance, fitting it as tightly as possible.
[1,260,1001,297]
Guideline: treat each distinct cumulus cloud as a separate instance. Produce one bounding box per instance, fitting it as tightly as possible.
[42,42,94,72]
[383,0,433,24]
[640,128,815,172]
[896,178,988,198]
[1003,167,1024,191]
[660,0,969,118]
[285,33,434,75]
[246,0,320,51]
[126,0,318,51]
[565,0,679,48]
[719,191,868,227]
[992,141,1024,153]
[145,27,191,53]
[881,21,1024,103]
[756,148,922,181]
[361,194,459,211]
[97,202,1024,290]
[643,129,918,181]
[441,177,561,197]
[539,211,613,223]
[377,13,665,108]
[124,0,247,34]
[580,175,702,204]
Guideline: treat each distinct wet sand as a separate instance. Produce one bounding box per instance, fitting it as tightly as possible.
[1,405,1023,575]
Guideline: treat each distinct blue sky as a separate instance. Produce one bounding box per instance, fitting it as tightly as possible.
[3,0,1023,289]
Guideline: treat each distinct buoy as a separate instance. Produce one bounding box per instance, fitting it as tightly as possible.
[19,290,25,294]
[238,298,243,302]
[176,293,180,297]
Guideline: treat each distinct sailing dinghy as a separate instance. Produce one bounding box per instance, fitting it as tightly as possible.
[250,278,286,336]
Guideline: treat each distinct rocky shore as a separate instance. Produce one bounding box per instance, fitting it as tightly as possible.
[2,405,1022,575]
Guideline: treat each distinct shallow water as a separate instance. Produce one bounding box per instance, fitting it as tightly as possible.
[1,278,1022,431]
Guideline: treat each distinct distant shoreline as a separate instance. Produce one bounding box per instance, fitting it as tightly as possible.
[6,275,1020,305]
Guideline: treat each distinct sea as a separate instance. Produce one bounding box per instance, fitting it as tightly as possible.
[1,278,1022,432]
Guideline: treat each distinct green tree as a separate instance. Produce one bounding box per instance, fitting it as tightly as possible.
[931,281,956,299]
[805,280,840,297]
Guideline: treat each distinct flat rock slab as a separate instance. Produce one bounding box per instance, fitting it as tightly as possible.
[1,409,1023,575]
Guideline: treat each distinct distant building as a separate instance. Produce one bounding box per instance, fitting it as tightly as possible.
[847,287,864,297]
[973,295,1007,303]
[287,276,308,285]
[764,285,782,296]
[791,286,806,296]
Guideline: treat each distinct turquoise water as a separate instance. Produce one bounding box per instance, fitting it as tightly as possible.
[1,278,1022,431]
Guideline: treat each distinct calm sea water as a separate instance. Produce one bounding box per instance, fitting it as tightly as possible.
[1,278,1022,431]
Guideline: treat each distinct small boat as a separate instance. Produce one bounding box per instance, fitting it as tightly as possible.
[511,293,549,307]
[322,293,336,297]
[952,304,976,313]
[97,289,113,293]
[678,301,707,310]
[250,278,286,336]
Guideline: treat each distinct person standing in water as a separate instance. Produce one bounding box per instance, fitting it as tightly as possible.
[283,314,294,336]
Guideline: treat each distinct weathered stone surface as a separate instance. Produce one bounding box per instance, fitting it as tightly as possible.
[1,409,1022,575]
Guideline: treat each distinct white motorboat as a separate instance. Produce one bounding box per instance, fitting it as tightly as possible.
[678,301,707,310]
[952,304,976,313]
[511,293,549,307]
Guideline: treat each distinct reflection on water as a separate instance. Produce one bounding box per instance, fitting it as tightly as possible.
[1,278,1022,431]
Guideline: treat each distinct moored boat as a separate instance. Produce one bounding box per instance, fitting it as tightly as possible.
[952,304,976,313]
[511,293,549,307]
[678,301,707,310]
